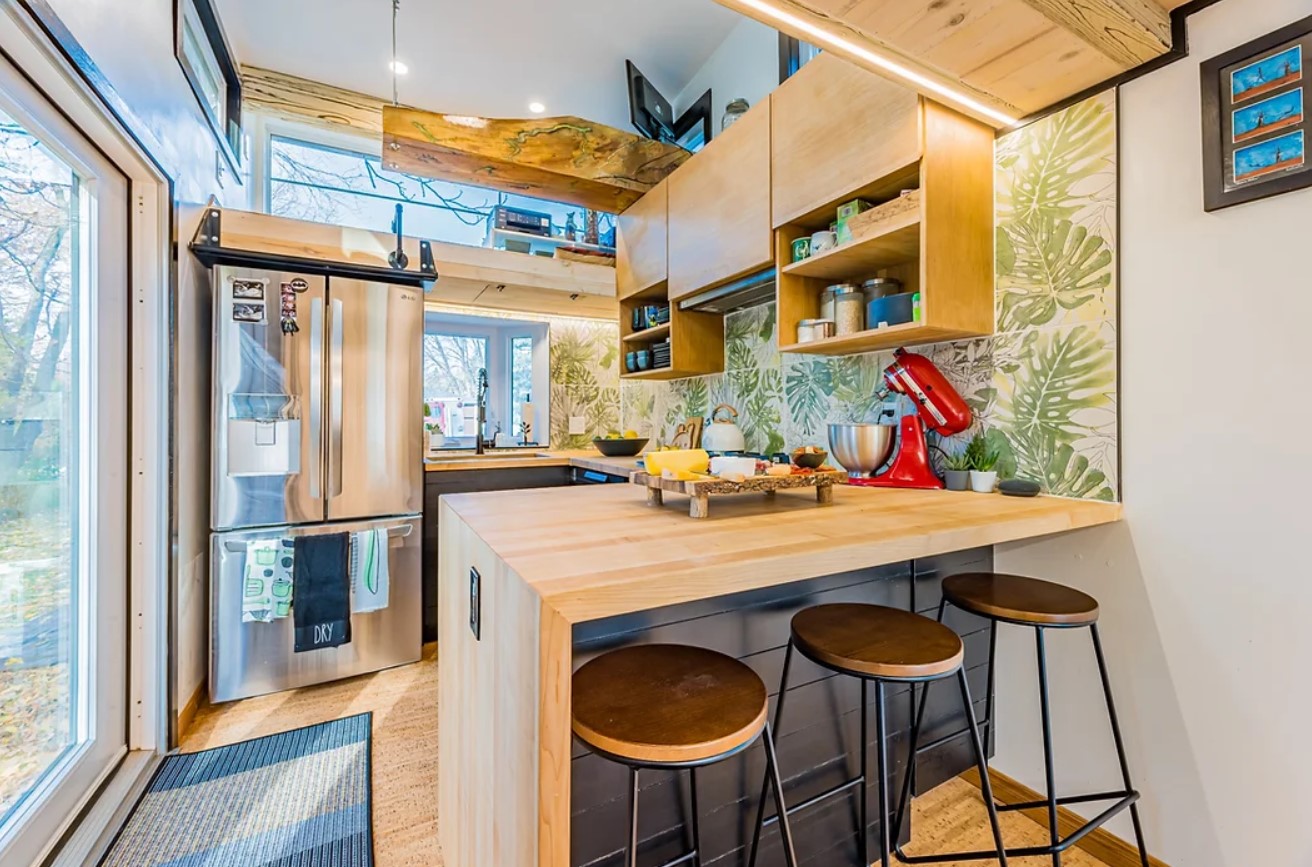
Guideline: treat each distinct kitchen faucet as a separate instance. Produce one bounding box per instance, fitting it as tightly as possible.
[475,368,489,455]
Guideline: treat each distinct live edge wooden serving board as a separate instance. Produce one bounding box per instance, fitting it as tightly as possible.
[633,468,848,518]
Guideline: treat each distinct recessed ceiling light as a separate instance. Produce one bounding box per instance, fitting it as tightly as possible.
[528,101,546,114]
[390,60,409,76]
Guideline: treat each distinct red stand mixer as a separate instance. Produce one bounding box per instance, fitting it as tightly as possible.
[830,349,972,490]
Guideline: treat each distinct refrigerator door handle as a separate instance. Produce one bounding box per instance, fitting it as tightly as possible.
[221,523,413,552]
[308,297,324,499]
[328,298,345,498]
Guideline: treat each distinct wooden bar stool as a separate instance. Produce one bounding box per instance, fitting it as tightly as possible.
[572,643,799,867]
[747,604,1008,867]
[908,572,1150,867]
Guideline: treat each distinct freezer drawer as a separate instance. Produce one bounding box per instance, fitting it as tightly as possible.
[210,516,422,703]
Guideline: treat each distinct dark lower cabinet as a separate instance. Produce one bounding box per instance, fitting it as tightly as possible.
[569,547,994,867]
[421,466,572,639]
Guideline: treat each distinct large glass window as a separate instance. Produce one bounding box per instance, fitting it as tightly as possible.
[421,312,547,448]
[0,64,127,865]
[267,135,612,250]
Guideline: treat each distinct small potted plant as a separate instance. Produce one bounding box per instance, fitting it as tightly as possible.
[942,450,971,491]
[423,403,445,453]
[964,432,1000,493]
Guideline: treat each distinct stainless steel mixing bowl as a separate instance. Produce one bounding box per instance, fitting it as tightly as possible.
[828,423,896,476]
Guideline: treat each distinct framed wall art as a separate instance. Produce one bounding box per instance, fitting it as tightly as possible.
[1202,15,1312,211]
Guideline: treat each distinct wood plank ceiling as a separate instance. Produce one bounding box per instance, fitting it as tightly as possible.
[715,0,1183,126]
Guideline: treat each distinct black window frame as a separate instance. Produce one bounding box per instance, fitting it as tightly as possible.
[174,0,242,173]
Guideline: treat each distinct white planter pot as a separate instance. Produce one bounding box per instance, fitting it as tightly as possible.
[969,470,998,493]
[427,431,445,452]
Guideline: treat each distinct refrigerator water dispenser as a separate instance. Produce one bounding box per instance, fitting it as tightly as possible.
[227,393,301,477]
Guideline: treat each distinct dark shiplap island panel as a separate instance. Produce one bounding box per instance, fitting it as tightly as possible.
[570,547,994,867]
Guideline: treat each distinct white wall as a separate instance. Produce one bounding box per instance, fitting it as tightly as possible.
[993,1,1312,864]
[674,17,779,138]
[42,0,240,725]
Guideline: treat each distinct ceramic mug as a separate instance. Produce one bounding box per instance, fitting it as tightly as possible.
[636,350,651,370]
[625,351,637,373]
[791,236,812,262]
[811,230,838,254]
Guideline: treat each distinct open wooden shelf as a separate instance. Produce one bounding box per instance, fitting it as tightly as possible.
[782,216,920,281]
[621,366,686,380]
[621,322,670,343]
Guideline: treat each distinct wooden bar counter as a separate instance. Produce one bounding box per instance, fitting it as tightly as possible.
[437,483,1120,867]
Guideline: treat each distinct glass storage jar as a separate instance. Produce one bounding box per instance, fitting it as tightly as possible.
[833,284,866,335]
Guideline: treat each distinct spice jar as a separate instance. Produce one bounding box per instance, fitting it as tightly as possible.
[832,284,866,335]
[797,319,836,343]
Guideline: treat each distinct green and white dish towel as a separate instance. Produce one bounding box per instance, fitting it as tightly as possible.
[243,538,294,623]
[350,528,390,614]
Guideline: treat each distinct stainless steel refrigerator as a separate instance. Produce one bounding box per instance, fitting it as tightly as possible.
[209,265,423,703]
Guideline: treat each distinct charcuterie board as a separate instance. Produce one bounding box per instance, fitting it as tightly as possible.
[632,467,848,519]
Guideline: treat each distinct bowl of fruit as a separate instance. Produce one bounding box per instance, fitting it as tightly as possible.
[792,445,829,469]
[593,430,649,457]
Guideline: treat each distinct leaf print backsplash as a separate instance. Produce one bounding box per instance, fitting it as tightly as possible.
[621,91,1119,501]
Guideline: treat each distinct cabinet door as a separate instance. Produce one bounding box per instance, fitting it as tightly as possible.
[667,100,772,301]
[771,54,922,227]
[616,178,668,299]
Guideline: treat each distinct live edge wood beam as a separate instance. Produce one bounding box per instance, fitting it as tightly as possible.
[714,0,1173,125]
[1020,0,1171,67]
[381,106,689,213]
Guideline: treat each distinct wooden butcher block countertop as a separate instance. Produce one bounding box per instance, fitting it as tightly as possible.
[440,484,1122,623]
[423,449,641,475]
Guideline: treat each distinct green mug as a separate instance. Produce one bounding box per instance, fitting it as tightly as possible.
[791,236,812,262]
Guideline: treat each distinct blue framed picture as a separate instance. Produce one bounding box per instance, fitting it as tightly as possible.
[1202,17,1312,210]
[1232,88,1303,143]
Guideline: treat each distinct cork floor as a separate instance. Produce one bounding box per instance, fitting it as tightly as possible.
[182,645,1108,867]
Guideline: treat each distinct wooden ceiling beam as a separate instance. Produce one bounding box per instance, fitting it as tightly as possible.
[716,0,1177,124]
[1017,0,1171,67]
[382,106,688,213]
[714,0,1024,127]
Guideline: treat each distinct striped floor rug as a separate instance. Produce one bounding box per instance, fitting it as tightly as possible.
[101,713,373,866]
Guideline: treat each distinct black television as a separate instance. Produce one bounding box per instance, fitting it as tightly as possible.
[626,60,675,142]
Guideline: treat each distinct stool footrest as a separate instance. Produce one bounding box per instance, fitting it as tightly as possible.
[655,850,699,867]
[995,788,1135,813]
[896,789,1141,864]
[759,775,864,829]
[911,717,993,756]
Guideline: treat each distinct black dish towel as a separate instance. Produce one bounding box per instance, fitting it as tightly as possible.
[293,533,351,652]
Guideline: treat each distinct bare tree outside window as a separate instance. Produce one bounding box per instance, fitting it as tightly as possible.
[0,112,76,820]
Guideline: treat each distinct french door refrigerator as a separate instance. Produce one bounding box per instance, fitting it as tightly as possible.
[210,265,423,702]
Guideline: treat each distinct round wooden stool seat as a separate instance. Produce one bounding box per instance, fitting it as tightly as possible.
[572,644,768,766]
[942,572,1099,626]
[790,604,964,680]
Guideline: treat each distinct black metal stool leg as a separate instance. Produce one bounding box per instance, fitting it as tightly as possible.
[891,672,933,853]
[983,620,998,754]
[748,641,794,867]
[762,721,800,867]
[860,678,870,867]
[959,667,1009,866]
[629,767,640,867]
[875,681,892,867]
[689,767,703,867]
[1035,628,1061,867]
[1091,624,1150,867]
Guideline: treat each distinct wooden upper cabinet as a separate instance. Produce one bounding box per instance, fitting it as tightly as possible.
[667,100,773,301]
[616,178,668,299]
[771,54,922,227]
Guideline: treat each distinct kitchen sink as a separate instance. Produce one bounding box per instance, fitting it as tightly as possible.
[425,451,557,462]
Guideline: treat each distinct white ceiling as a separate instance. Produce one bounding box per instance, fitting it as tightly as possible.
[213,0,745,129]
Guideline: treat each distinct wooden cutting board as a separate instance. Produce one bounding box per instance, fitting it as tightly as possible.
[632,468,848,518]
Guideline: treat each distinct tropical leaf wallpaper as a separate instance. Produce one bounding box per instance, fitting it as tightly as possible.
[618,91,1120,501]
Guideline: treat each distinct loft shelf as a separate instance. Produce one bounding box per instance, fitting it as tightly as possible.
[621,366,685,380]
[779,322,987,355]
[782,216,920,281]
[622,322,671,343]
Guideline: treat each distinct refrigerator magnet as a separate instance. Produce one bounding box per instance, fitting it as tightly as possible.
[289,278,309,293]
[232,302,266,323]
[279,282,299,334]
[231,278,267,300]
